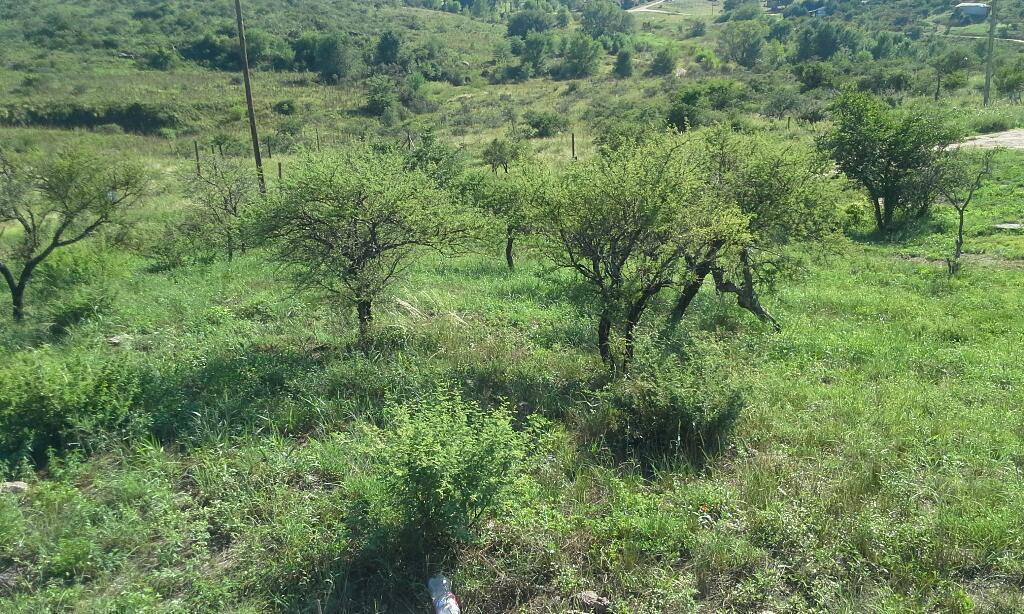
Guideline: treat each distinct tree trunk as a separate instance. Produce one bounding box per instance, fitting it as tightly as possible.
[505,230,515,271]
[2,262,30,322]
[356,299,372,339]
[669,261,712,324]
[949,206,966,276]
[881,197,895,232]
[620,283,668,375]
[934,74,941,101]
[955,207,966,260]
[712,251,780,331]
[872,196,884,231]
[11,285,24,322]
[597,314,612,368]
[621,318,638,376]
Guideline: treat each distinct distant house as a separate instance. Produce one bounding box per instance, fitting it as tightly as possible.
[809,6,829,16]
[954,2,991,18]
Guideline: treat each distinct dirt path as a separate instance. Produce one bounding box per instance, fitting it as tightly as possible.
[960,129,1024,150]
[942,33,1024,45]
[902,252,1024,269]
[628,0,675,14]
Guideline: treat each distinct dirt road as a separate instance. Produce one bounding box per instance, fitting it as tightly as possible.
[959,129,1024,149]
[627,0,674,14]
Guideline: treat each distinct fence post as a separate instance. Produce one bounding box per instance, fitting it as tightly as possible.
[194,141,201,176]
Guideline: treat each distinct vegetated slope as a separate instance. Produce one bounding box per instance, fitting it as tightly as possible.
[2,0,1024,611]
[1,198,1023,611]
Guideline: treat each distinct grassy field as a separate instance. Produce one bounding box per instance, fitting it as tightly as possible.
[4,0,1024,611]
[1,138,1023,610]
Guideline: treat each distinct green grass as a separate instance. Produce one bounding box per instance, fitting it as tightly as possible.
[4,0,1024,609]
[2,146,1024,610]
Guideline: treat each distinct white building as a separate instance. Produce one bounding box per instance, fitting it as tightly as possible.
[954,3,991,18]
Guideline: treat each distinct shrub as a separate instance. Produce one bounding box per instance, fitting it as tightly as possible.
[139,47,178,70]
[557,32,603,79]
[507,9,554,38]
[970,115,1013,134]
[614,49,634,77]
[648,46,679,76]
[523,109,569,137]
[272,100,297,115]
[94,123,124,135]
[368,391,528,553]
[365,75,400,118]
[0,352,147,466]
[667,79,748,130]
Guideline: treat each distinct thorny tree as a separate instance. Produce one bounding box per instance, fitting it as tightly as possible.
[182,155,259,262]
[671,126,840,329]
[537,132,747,376]
[462,163,551,271]
[819,90,957,233]
[252,146,472,339]
[0,146,147,321]
[939,148,996,275]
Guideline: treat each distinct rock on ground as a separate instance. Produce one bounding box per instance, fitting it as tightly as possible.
[0,481,28,494]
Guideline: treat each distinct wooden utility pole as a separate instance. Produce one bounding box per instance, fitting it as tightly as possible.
[984,0,998,106]
[233,0,266,193]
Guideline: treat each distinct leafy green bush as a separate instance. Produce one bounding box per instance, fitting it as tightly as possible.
[613,49,633,77]
[648,46,679,76]
[367,391,528,554]
[0,352,146,465]
[667,79,748,130]
[272,99,297,115]
[523,109,569,137]
[970,114,1013,135]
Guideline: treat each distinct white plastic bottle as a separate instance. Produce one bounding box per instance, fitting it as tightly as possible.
[428,575,461,614]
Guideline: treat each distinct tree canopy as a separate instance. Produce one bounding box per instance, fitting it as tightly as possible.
[251,146,472,337]
[818,91,958,232]
[0,146,148,321]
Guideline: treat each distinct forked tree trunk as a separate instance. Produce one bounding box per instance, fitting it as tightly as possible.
[2,263,33,322]
[712,250,780,331]
[11,286,25,322]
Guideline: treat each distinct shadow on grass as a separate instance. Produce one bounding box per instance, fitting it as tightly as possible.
[144,342,337,446]
[846,216,946,245]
